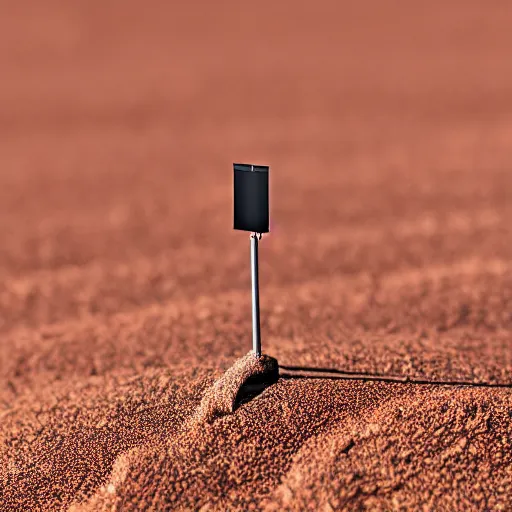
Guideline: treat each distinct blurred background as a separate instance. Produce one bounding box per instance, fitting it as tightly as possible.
[0,1,510,367]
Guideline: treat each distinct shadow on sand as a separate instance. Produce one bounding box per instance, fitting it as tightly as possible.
[279,365,512,389]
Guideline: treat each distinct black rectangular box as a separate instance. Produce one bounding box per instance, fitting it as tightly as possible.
[233,163,269,233]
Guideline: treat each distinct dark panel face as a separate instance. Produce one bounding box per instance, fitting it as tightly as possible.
[233,163,269,233]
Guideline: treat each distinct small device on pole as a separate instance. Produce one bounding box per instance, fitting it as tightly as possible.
[233,163,269,358]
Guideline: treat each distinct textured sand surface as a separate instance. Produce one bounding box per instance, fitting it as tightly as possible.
[0,1,512,510]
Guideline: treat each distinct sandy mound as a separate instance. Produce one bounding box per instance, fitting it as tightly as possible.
[195,352,279,423]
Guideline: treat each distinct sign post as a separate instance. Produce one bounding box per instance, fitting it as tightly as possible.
[233,163,269,358]
[250,232,261,357]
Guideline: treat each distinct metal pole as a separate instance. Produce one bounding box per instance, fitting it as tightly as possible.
[250,233,261,358]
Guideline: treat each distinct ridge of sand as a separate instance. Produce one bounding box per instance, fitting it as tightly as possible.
[67,353,279,511]
[264,386,512,511]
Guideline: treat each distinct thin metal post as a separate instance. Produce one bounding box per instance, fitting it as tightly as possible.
[250,233,261,358]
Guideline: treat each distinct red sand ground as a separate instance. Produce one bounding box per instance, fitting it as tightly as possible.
[1,1,512,510]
